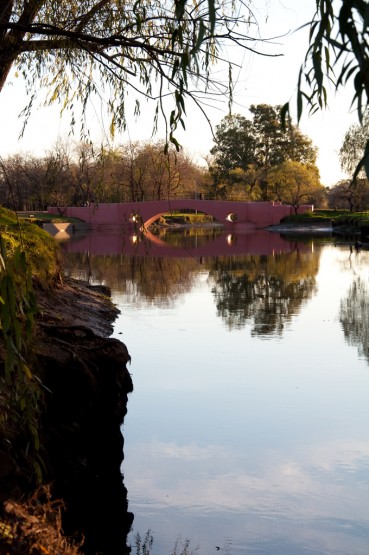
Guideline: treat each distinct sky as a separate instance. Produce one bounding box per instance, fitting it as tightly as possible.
[0,0,359,187]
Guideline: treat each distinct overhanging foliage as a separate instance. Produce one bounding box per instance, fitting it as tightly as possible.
[283,0,369,179]
[0,0,280,147]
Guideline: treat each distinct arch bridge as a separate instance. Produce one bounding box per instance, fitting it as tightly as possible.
[48,199,313,230]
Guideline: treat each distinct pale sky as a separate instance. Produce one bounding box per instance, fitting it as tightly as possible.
[0,0,359,187]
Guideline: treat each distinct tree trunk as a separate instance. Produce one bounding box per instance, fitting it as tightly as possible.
[0,0,44,93]
[0,40,21,93]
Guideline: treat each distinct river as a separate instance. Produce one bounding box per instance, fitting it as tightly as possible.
[62,227,369,555]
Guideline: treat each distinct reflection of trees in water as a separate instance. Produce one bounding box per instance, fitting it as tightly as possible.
[340,277,369,363]
[151,227,223,248]
[62,251,200,307]
[210,250,320,335]
[63,244,321,323]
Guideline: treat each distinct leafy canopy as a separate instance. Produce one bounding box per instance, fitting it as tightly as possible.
[208,105,319,201]
[295,0,369,121]
[210,105,317,176]
[268,160,323,213]
[285,0,369,178]
[0,0,279,147]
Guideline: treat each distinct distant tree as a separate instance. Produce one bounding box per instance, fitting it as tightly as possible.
[268,161,324,212]
[210,115,256,175]
[0,154,30,210]
[328,179,369,212]
[121,142,201,200]
[223,167,263,201]
[1,140,202,205]
[0,142,80,211]
[43,142,78,210]
[340,111,369,178]
[92,147,127,203]
[250,104,317,167]
[70,143,97,206]
[0,153,54,210]
[138,144,179,200]
[209,105,317,199]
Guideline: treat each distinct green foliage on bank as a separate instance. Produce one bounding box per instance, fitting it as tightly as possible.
[282,209,369,227]
[17,211,83,224]
[0,207,60,485]
[0,207,60,284]
[158,211,214,225]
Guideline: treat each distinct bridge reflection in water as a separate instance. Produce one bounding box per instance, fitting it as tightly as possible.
[60,227,313,257]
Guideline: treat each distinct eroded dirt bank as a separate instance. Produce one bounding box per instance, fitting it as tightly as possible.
[0,277,134,554]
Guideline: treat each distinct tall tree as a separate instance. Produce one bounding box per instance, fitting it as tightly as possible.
[0,1,277,146]
[210,115,256,174]
[209,105,317,199]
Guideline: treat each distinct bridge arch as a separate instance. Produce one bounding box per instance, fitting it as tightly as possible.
[140,207,221,228]
[135,200,251,228]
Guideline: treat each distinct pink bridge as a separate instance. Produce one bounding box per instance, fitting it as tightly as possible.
[48,200,313,230]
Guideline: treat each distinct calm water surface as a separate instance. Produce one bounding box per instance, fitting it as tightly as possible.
[62,228,369,555]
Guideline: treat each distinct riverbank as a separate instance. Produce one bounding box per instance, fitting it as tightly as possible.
[265,221,335,233]
[265,218,365,238]
[0,275,134,554]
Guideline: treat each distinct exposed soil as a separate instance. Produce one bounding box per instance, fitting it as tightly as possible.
[36,276,120,337]
[0,277,134,555]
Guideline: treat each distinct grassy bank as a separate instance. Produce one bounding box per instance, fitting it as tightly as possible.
[282,209,369,227]
[1,208,61,284]
[17,211,83,226]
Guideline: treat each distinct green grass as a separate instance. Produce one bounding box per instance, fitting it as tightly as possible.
[17,211,83,224]
[160,211,214,224]
[0,207,61,284]
[282,209,369,226]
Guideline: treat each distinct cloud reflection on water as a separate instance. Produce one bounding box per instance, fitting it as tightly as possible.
[125,436,369,552]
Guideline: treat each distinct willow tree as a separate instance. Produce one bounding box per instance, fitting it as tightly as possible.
[340,110,369,177]
[0,0,278,147]
[288,0,369,178]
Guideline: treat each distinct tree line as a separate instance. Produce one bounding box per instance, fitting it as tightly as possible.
[0,141,206,211]
[4,101,369,213]
[0,103,325,212]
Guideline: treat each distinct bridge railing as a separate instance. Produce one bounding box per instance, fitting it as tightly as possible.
[117,193,270,203]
